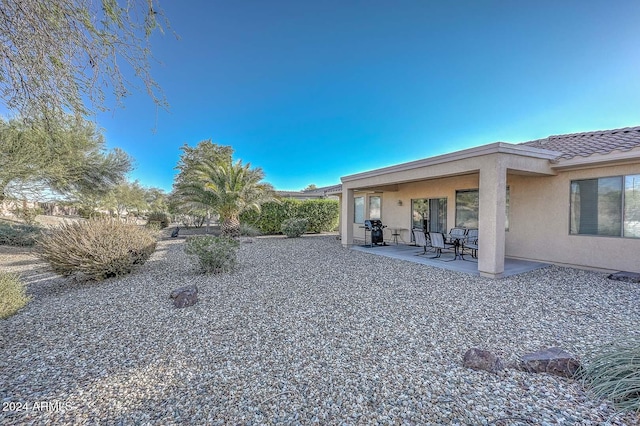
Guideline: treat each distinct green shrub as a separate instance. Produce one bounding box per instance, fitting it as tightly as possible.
[146,211,170,229]
[0,222,41,246]
[281,218,308,238]
[296,199,339,233]
[241,198,339,235]
[581,338,640,413]
[36,219,157,280]
[241,199,298,235]
[239,223,262,237]
[184,235,240,273]
[0,272,31,319]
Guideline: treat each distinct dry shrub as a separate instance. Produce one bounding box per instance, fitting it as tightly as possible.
[36,218,157,281]
[184,235,239,273]
[0,272,30,319]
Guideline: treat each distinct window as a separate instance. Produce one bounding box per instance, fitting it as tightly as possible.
[455,188,510,229]
[369,195,381,219]
[625,175,640,237]
[455,190,479,228]
[571,174,640,238]
[354,196,364,223]
[411,198,447,232]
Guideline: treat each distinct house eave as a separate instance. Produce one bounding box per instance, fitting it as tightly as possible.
[551,148,640,171]
[341,142,560,183]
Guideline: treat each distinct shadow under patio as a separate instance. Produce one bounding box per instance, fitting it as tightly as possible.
[350,242,549,277]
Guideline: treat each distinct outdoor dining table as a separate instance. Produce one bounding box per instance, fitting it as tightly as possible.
[387,228,407,245]
[448,237,465,260]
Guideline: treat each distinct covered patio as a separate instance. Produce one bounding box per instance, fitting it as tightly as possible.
[351,242,549,277]
[340,143,561,278]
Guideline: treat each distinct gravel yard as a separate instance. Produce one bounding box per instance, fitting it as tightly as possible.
[1,235,639,425]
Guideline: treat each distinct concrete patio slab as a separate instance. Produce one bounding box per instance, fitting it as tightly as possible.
[351,243,549,277]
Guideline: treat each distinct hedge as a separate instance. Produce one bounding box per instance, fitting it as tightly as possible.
[241,198,339,235]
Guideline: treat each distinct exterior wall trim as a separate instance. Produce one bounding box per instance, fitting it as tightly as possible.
[341,142,560,183]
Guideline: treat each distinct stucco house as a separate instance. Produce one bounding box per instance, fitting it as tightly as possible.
[334,126,640,278]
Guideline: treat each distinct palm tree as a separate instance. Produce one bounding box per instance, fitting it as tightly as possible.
[194,158,276,237]
[170,179,218,231]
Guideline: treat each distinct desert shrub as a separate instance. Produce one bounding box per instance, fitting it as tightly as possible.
[581,338,640,413]
[76,206,110,219]
[36,218,157,280]
[0,222,41,246]
[12,206,43,225]
[239,223,262,237]
[146,211,170,229]
[184,235,239,273]
[0,272,31,319]
[281,218,308,238]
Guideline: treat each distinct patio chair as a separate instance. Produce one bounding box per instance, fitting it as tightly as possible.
[448,227,467,243]
[462,229,478,259]
[412,228,428,255]
[428,232,455,260]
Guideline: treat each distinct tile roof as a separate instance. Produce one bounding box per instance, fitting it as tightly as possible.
[519,125,640,160]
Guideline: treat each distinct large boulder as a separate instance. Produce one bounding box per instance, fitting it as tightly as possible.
[170,285,198,308]
[521,347,580,378]
[463,348,503,373]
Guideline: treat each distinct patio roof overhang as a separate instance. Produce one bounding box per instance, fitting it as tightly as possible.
[341,142,560,191]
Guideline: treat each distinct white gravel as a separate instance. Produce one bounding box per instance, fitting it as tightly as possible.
[1,235,639,425]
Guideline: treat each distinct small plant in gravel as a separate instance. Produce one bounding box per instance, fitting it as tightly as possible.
[0,272,30,319]
[581,338,640,413]
[36,218,157,280]
[146,211,170,229]
[184,235,239,273]
[239,223,262,237]
[0,221,41,246]
[281,218,308,238]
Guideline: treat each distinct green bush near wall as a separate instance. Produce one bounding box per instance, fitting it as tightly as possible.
[297,199,339,233]
[241,198,339,235]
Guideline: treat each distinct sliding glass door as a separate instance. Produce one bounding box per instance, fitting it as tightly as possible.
[411,198,447,233]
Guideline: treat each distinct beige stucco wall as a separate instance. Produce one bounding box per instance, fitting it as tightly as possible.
[506,163,640,272]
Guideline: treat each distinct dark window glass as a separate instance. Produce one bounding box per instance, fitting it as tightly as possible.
[570,177,622,236]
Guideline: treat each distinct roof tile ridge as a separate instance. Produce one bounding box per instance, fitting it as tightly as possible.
[547,125,640,139]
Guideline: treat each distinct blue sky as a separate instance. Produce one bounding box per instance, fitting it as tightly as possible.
[96,0,640,192]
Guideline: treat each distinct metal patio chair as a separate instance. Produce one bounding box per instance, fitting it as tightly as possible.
[428,232,455,260]
[462,228,478,259]
[412,228,429,255]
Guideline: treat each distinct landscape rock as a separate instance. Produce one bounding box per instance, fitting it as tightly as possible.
[170,285,198,308]
[463,348,503,373]
[521,347,580,378]
[607,271,640,283]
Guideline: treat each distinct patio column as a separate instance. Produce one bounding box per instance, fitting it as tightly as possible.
[341,187,354,247]
[478,160,506,278]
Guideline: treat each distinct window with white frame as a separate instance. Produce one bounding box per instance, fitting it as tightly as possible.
[369,195,381,219]
[354,196,364,223]
[570,174,640,237]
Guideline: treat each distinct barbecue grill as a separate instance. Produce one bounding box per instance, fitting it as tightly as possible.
[364,219,387,246]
